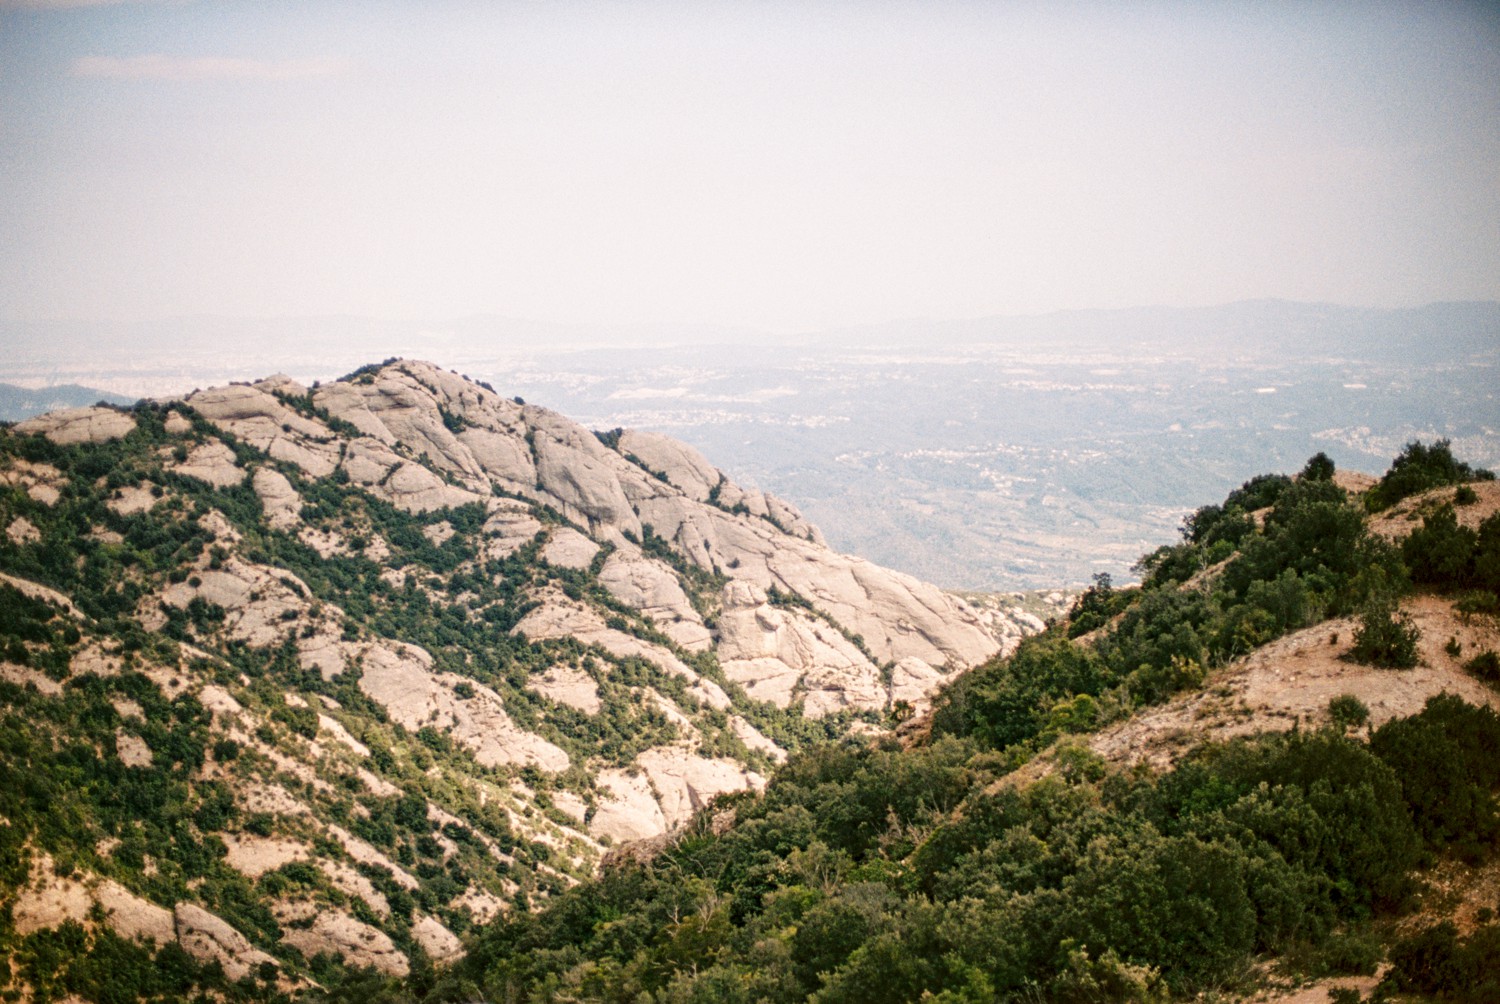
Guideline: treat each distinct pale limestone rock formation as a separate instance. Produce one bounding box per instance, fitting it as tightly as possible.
[5,516,39,545]
[27,483,60,506]
[172,440,245,487]
[316,713,371,757]
[188,383,341,478]
[175,361,1001,733]
[322,860,390,917]
[529,665,602,714]
[274,901,409,977]
[453,886,508,925]
[114,729,153,767]
[482,503,544,558]
[325,824,420,891]
[356,642,569,771]
[541,526,599,569]
[163,410,193,435]
[107,484,163,516]
[550,789,589,824]
[528,407,642,537]
[729,715,787,763]
[888,656,945,711]
[0,460,64,506]
[221,834,309,878]
[0,661,63,695]
[237,782,315,819]
[636,746,766,830]
[252,467,301,529]
[645,692,702,741]
[0,572,79,616]
[14,406,136,445]
[588,747,767,842]
[174,902,279,981]
[158,555,314,649]
[590,768,668,843]
[199,684,245,719]
[512,590,730,710]
[95,879,176,947]
[596,545,712,651]
[11,852,91,935]
[412,915,464,963]
[13,853,177,949]
[616,429,722,502]
[716,582,881,715]
[111,695,144,720]
[385,462,486,514]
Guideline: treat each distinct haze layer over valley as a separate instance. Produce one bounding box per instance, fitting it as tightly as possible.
[6,300,1496,590]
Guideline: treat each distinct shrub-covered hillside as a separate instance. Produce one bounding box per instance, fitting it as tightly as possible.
[1,363,1497,1004]
[395,443,1500,1004]
[0,361,1064,1001]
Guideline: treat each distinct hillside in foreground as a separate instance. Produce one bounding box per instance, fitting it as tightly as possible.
[1,360,1498,1003]
[0,360,1060,998]
[412,442,1500,1004]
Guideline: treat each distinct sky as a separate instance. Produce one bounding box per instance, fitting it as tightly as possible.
[1,0,1498,336]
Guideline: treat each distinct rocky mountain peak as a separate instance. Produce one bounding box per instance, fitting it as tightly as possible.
[0,358,1058,986]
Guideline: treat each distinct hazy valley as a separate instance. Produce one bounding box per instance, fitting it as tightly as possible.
[5,301,1496,590]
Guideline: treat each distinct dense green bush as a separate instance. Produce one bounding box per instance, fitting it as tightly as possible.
[1367,439,1495,512]
[1347,602,1421,669]
[1383,920,1500,1002]
[430,702,1483,1003]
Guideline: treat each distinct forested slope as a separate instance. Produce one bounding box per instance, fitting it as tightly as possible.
[0,361,1053,1001]
[414,443,1500,1004]
[2,362,1497,1001]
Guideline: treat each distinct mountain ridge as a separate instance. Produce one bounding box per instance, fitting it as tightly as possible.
[0,359,1057,992]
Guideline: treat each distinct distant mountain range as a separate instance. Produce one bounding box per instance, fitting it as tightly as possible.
[0,381,132,421]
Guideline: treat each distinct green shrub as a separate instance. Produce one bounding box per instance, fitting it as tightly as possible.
[1382,920,1500,1002]
[1300,452,1336,481]
[1327,694,1370,731]
[1348,604,1420,669]
[1367,439,1494,512]
[1465,650,1500,684]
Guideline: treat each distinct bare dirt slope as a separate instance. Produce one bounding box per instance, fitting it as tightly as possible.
[1087,593,1498,771]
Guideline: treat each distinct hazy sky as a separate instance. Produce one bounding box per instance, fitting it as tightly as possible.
[2,0,1498,334]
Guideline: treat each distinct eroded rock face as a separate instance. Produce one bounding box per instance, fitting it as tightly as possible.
[597,545,712,651]
[304,361,1005,708]
[512,589,731,711]
[0,357,1064,991]
[175,902,280,982]
[194,361,1011,826]
[412,915,465,964]
[172,440,246,487]
[356,642,570,772]
[274,901,410,977]
[14,406,136,445]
